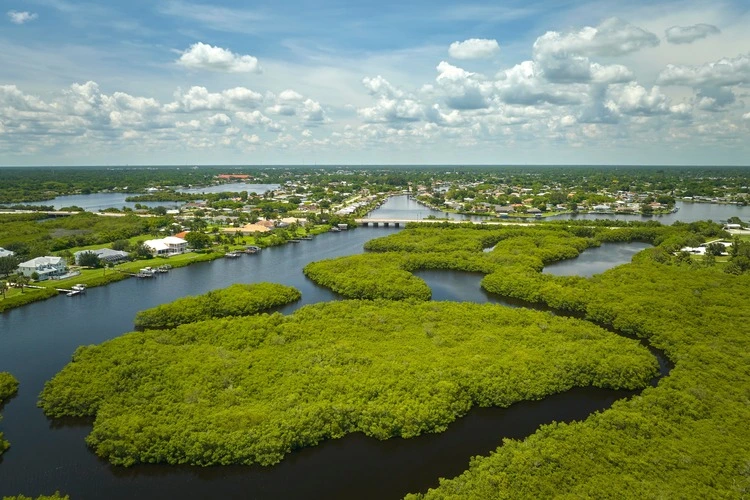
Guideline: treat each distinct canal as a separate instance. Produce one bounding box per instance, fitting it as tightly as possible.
[0,199,675,499]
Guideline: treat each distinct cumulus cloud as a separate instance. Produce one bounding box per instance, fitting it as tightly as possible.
[435,61,492,110]
[302,98,325,122]
[533,18,654,83]
[166,86,263,112]
[496,61,581,105]
[278,89,304,102]
[7,10,37,24]
[449,38,500,59]
[534,18,659,59]
[665,24,720,44]
[606,83,670,116]
[695,87,735,112]
[358,97,423,123]
[176,42,261,73]
[657,53,750,87]
[362,76,403,98]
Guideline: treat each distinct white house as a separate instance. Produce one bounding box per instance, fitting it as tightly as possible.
[0,247,15,258]
[143,236,188,257]
[17,256,68,280]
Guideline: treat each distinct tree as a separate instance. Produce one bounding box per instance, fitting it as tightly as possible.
[78,251,102,268]
[132,242,153,260]
[15,274,29,293]
[31,272,40,281]
[111,239,131,251]
[185,231,211,250]
[0,280,7,299]
[705,242,725,256]
[0,256,20,277]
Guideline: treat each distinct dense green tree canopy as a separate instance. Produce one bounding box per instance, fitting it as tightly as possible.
[133,283,301,330]
[0,372,19,456]
[40,300,654,467]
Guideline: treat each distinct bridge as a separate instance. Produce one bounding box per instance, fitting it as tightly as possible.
[355,218,533,227]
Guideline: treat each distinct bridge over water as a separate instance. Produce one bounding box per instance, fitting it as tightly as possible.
[355,218,532,227]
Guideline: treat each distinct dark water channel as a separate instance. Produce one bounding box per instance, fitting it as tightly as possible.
[0,224,669,499]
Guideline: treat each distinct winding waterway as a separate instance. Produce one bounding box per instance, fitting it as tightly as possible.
[0,202,673,499]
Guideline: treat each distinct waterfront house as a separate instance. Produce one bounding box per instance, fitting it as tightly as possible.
[143,236,188,256]
[17,256,68,280]
[494,205,516,214]
[74,248,130,265]
[221,223,271,235]
[0,247,15,258]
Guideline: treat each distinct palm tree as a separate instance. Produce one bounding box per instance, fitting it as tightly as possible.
[15,274,29,294]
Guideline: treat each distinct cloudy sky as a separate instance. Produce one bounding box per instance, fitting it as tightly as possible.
[2,0,749,166]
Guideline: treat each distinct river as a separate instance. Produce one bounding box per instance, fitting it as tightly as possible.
[25,183,279,211]
[1,206,668,499]
[378,195,749,224]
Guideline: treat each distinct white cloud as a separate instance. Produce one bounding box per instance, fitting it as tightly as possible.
[533,18,657,84]
[435,61,492,110]
[278,89,304,102]
[534,18,659,59]
[607,83,670,116]
[362,76,403,98]
[7,11,38,24]
[166,86,263,112]
[358,97,423,124]
[207,113,231,127]
[496,61,581,106]
[694,87,735,112]
[176,42,261,73]
[743,112,750,120]
[448,39,500,60]
[302,98,325,122]
[657,53,750,87]
[665,24,721,45]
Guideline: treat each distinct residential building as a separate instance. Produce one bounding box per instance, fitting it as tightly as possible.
[0,247,15,258]
[17,256,68,280]
[143,237,188,256]
[74,248,130,265]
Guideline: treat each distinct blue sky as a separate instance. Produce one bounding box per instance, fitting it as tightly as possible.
[1,0,749,165]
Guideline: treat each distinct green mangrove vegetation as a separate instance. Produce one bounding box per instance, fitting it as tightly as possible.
[39,299,655,467]
[0,372,19,455]
[299,222,750,498]
[133,283,301,329]
[407,258,750,499]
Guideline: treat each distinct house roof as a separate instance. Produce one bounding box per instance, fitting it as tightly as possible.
[19,256,65,267]
[162,236,187,245]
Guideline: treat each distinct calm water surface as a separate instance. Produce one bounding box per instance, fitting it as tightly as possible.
[543,242,652,277]
[0,208,666,499]
[26,184,278,211]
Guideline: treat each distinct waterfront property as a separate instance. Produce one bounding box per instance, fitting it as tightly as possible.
[17,256,68,280]
[73,248,130,265]
[221,223,271,235]
[0,247,15,258]
[143,236,188,257]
